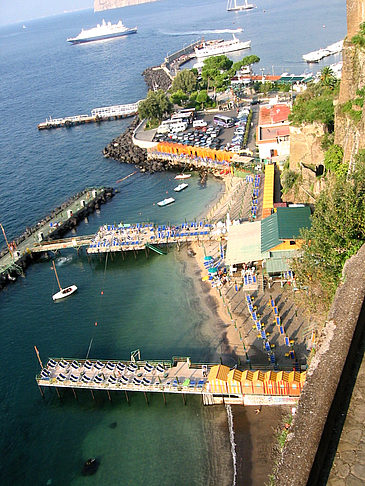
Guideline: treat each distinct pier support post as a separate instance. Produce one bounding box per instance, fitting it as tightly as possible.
[55,387,61,399]
[72,388,77,400]
[38,385,45,399]
[182,393,186,406]
[133,250,137,260]
[107,390,112,401]
[144,392,149,406]
[124,390,130,405]
[162,392,167,406]
[90,390,95,400]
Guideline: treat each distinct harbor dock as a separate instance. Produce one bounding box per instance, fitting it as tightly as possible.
[37,102,140,130]
[0,187,114,288]
[36,355,305,406]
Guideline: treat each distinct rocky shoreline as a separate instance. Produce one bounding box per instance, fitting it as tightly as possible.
[142,66,172,91]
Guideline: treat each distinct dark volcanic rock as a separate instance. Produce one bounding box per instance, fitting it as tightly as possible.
[142,66,172,91]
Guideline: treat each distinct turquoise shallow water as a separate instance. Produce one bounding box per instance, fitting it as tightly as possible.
[0,1,346,484]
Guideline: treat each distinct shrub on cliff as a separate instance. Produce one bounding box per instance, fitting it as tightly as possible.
[323,144,348,178]
[352,22,365,48]
[292,156,365,312]
[138,89,173,124]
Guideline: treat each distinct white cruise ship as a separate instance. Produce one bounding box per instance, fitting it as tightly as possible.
[227,0,256,11]
[67,19,137,44]
[194,35,251,58]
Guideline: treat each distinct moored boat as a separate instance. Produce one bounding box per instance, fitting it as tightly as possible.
[51,261,77,301]
[174,173,191,180]
[157,197,175,207]
[174,183,189,192]
[194,35,251,58]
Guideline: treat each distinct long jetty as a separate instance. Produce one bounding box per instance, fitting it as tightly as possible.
[36,355,305,406]
[37,102,141,130]
[29,220,222,256]
[0,187,114,289]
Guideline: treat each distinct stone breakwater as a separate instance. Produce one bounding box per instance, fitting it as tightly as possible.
[142,66,172,92]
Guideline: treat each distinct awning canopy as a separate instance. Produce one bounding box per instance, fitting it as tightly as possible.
[225,221,262,266]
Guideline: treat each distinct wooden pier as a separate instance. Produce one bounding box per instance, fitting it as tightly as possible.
[0,187,114,288]
[37,102,141,130]
[36,355,305,406]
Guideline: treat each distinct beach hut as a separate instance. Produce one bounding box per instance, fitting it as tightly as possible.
[227,369,243,395]
[275,371,291,395]
[263,371,279,395]
[206,365,230,394]
[252,370,266,395]
[241,370,254,394]
[286,371,302,396]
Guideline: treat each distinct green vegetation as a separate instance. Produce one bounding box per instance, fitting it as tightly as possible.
[171,69,197,94]
[281,168,300,194]
[323,144,348,178]
[352,22,365,48]
[253,81,291,94]
[138,89,173,125]
[292,155,365,312]
[242,110,253,146]
[289,68,339,131]
[200,54,260,91]
[339,86,365,123]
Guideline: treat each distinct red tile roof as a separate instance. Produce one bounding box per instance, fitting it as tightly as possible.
[259,104,291,126]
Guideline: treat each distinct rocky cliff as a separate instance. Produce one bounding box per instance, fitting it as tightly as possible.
[335,0,365,163]
[94,0,160,11]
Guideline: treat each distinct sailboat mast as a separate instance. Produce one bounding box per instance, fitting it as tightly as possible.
[52,261,62,291]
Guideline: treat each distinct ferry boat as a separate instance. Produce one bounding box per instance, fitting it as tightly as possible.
[67,19,137,45]
[227,0,256,11]
[157,197,175,207]
[194,35,251,59]
[174,183,189,192]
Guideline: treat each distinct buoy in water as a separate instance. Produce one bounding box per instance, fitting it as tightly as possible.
[82,458,99,476]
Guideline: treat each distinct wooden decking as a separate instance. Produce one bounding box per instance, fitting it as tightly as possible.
[36,357,209,396]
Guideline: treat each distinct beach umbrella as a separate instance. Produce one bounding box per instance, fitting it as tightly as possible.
[208,267,218,274]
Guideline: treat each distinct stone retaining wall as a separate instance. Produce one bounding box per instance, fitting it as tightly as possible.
[273,244,365,485]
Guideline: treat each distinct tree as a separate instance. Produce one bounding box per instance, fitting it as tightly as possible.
[195,90,208,108]
[319,67,337,89]
[170,89,188,106]
[232,55,260,72]
[201,55,233,89]
[138,89,173,124]
[171,70,197,94]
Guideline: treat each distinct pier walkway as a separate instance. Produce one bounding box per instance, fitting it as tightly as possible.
[36,356,305,406]
[38,102,141,130]
[0,187,111,279]
[29,221,222,255]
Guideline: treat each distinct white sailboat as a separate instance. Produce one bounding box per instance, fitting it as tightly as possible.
[52,261,77,301]
[227,0,256,11]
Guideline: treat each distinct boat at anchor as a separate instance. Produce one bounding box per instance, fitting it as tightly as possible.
[174,183,189,192]
[194,35,251,58]
[157,197,175,207]
[52,261,77,301]
[67,19,137,45]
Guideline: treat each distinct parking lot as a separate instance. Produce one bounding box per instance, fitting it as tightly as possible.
[153,107,253,155]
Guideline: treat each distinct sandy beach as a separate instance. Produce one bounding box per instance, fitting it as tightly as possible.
[177,172,307,485]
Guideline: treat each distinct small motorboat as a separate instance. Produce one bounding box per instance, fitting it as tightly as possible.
[174,173,191,180]
[157,197,175,207]
[174,183,188,192]
[51,261,77,301]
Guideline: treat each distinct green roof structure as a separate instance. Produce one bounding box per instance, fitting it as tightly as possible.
[261,206,311,253]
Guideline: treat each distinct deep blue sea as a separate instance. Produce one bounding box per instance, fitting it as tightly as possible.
[0,1,346,485]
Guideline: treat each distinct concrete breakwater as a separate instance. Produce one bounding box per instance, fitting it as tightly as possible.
[0,187,114,290]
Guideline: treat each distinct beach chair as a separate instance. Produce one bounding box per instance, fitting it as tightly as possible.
[256,321,262,331]
[108,376,117,385]
[133,377,142,385]
[279,325,284,334]
[119,376,129,385]
[105,362,115,372]
[93,375,103,384]
[47,359,57,369]
[70,374,79,383]
[71,360,80,370]
[284,336,290,346]
[189,380,196,388]
[57,373,67,382]
[197,380,205,388]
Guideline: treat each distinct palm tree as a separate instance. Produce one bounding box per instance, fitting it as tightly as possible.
[320,67,337,89]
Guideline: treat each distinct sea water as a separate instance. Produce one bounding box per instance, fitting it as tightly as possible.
[0,0,346,484]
